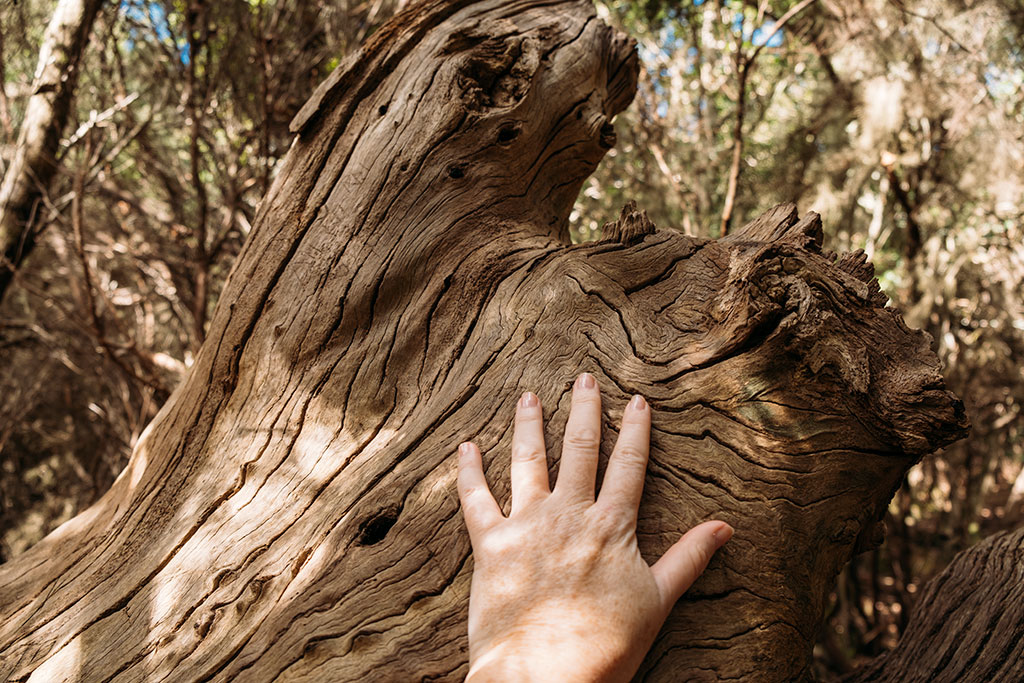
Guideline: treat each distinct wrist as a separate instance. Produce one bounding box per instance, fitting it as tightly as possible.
[465,647,534,682]
[466,636,631,683]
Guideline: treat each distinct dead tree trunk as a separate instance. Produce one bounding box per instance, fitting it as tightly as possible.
[0,1,972,681]
[844,527,1024,682]
[0,0,104,304]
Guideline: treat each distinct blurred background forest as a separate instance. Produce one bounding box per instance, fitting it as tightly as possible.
[1,0,1021,676]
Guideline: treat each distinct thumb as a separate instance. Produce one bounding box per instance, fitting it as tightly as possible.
[651,520,733,610]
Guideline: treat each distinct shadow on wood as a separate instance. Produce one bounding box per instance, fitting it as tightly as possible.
[0,1,978,681]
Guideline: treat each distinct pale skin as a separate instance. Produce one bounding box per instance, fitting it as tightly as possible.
[457,372,734,682]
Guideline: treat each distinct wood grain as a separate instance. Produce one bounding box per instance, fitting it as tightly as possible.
[0,1,972,681]
[845,528,1024,682]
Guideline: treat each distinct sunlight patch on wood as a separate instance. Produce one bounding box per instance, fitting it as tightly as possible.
[27,632,80,683]
[129,443,148,490]
[291,421,359,486]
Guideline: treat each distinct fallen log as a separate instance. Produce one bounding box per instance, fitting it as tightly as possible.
[0,1,970,681]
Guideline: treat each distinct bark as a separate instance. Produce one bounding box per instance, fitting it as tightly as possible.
[845,527,1024,682]
[0,1,972,681]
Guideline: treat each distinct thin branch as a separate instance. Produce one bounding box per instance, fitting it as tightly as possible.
[721,0,818,235]
[63,92,139,149]
[890,0,974,55]
[720,8,749,237]
[185,0,209,349]
[0,15,14,140]
[70,150,169,395]
[750,0,819,64]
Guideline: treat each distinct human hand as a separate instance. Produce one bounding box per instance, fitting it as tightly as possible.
[457,373,733,682]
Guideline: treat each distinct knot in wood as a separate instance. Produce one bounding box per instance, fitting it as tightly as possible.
[454,35,541,112]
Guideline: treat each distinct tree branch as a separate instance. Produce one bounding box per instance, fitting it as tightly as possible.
[720,0,817,235]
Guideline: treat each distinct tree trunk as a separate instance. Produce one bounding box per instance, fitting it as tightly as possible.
[0,1,972,681]
[0,0,104,304]
[845,527,1024,682]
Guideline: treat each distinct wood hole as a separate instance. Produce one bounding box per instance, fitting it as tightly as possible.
[357,509,399,545]
[497,124,518,144]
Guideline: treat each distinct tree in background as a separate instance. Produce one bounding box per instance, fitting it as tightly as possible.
[0,0,104,305]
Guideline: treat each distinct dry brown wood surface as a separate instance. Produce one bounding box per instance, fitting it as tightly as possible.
[0,1,980,681]
[843,527,1024,683]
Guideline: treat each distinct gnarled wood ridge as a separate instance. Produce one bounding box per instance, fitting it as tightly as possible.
[0,1,983,681]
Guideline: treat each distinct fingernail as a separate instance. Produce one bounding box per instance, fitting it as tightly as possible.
[712,522,734,548]
[629,394,646,411]
[520,391,538,408]
[576,372,596,390]
[459,442,473,457]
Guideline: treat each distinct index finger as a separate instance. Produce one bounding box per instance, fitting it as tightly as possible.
[595,394,650,515]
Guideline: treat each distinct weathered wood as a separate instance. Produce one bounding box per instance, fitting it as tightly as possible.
[845,527,1024,682]
[0,1,969,681]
